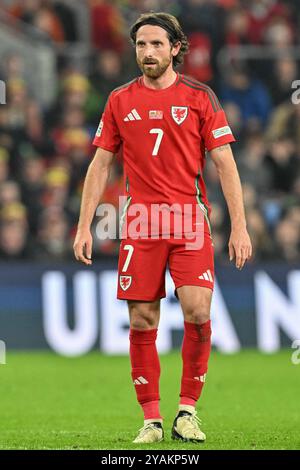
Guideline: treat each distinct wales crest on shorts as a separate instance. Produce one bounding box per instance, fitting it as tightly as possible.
[120,275,132,291]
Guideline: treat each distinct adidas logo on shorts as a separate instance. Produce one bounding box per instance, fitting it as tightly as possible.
[198,269,213,282]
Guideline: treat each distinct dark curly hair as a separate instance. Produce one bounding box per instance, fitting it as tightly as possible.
[130,12,189,68]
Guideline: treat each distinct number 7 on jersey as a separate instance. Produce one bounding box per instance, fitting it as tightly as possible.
[150,128,164,156]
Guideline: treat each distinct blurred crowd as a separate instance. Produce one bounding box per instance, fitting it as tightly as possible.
[0,0,299,263]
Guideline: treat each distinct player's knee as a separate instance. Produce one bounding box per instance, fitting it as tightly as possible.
[184,306,210,325]
[129,302,159,330]
[130,314,157,330]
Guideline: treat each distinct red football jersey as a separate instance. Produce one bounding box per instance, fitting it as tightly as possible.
[93,73,235,236]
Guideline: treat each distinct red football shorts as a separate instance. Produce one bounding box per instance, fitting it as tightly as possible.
[117,231,214,301]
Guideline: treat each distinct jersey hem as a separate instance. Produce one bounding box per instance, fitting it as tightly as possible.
[93,142,118,153]
[206,137,236,152]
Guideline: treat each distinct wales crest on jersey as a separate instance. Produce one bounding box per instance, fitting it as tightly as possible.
[171,106,188,125]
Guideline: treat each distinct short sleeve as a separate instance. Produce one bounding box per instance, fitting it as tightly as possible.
[93,93,121,153]
[200,90,235,152]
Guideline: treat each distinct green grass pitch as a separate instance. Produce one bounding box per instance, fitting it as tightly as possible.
[0,350,299,450]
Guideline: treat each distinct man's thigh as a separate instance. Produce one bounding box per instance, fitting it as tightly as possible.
[176,285,213,323]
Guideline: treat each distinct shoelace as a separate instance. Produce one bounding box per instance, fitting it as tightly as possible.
[137,423,160,438]
[180,412,202,431]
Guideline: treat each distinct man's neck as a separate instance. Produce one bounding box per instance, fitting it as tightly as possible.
[143,69,177,90]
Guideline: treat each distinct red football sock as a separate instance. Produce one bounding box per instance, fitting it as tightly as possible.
[142,400,161,421]
[180,320,212,403]
[129,328,162,420]
[179,396,197,407]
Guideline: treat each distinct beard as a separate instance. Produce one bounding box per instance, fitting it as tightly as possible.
[137,54,172,79]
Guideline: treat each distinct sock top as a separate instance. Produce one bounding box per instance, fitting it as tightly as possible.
[144,418,163,425]
[178,404,195,415]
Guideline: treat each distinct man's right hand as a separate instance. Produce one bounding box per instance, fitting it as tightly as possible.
[73,229,93,265]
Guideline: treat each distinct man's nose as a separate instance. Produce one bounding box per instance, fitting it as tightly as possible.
[144,44,155,56]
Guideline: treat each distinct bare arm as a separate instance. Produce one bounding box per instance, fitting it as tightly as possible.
[73,147,115,265]
[210,144,252,269]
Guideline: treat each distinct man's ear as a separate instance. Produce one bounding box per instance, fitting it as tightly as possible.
[172,41,181,56]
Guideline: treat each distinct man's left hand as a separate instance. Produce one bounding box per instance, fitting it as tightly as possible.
[228,228,252,270]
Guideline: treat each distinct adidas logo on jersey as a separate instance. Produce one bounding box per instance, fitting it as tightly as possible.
[124,109,142,121]
[198,269,213,282]
[133,376,149,385]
